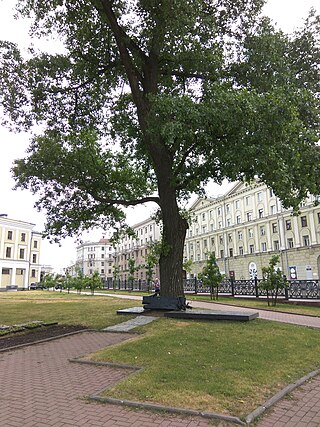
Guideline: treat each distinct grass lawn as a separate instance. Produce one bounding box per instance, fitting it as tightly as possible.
[89,317,320,418]
[0,291,139,329]
[187,295,320,317]
[3,291,320,419]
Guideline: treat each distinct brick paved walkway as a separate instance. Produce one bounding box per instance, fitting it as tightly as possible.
[0,331,219,427]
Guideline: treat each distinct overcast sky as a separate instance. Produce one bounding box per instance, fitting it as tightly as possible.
[0,0,318,273]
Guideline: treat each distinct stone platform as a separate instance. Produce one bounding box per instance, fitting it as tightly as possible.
[117,307,258,321]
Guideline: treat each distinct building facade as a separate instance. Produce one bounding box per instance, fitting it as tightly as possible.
[0,215,42,290]
[113,217,161,282]
[185,182,320,281]
[75,238,114,280]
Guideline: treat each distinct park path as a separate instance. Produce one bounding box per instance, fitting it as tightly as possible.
[0,331,215,427]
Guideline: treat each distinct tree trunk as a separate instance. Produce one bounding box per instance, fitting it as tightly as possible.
[158,189,188,297]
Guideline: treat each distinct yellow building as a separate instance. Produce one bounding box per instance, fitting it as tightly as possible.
[185,182,320,281]
[0,215,42,290]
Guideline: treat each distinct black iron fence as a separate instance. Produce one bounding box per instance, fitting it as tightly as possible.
[184,278,320,300]
[104,277,320,300]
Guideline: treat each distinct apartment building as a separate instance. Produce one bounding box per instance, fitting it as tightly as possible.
[75,237,114,280]
[0,215,42,290]
[113,217,161,281]
[185,181,320,281]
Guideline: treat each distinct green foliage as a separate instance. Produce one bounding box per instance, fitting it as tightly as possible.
[127,257,137,287]
[260,255,288,306]
[144,243,160,289]
[112,264,120,289]
[73,269,86,294]
[86,271,103,295]
[183,259,193,274]
[41,273,56,289]
[198,253,224,300]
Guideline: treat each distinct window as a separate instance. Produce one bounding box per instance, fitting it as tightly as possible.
[318,212,320,224]
[272,223,278,233]
[257,192,263,202]
[258,208,264,218]
[108,269,112,274]
[260,226,266,236]
[6,247,11,258]
[245,196,250,206]
[249,244,254,254]
[229,248,233,257]
[228,234,232,242]
[247,212,252,221]
[219,235,223,244]
[210,223,214,231]
[218,221,222,229]
[101,247,105,251]
[235,200,240,209]
[261,242,267,252]
[203,239,207,248]
[303,235,310,246]
[270,205,276,215]
[217,207,222,216]
[202,213,206,221]
[2,268,10,275]
[220,249,224,258]
[101,261,105,266]
[202,225,207,233]
[287,238,294,248]
[31,269,36,278]
[226,204,230,214]
[286,220,292,230]
[189,230,193,237]
[236,215,241,224]
[239,246,244,255]
[227,218,231,227]
[269,188,274,197]
[33,240,38,249]
[101,269,104,274]
[211,237,215,246]
[301,216,307,227]
[238,231,243,240]
[32,254,37,263]
[7,230,13,240]
[274,240,280,251]
[21,233,26,242]
[19,248,25,259]
[248,228,253,238]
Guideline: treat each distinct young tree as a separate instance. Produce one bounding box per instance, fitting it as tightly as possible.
[0,1,319,304]
[112,264,120,290]
[144,242,161,292]
[87,271,103,295]
[260,255,288,306]
[127,257,137,290]
[199,253,224,300]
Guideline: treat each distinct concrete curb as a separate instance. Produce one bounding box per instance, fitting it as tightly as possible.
[69,357,142,371]
[90,395,246,425]
[245,368,320,424]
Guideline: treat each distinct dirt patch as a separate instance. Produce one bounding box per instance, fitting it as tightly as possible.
[0,324,87,350]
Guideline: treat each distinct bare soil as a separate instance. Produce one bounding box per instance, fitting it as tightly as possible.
[0,324,87,350]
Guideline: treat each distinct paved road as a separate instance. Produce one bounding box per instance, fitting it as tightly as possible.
[0,331,214,427]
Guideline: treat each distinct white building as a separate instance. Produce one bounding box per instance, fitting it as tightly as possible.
[75,237,114,280]
[0,215,42,290]
[185,181,320,281]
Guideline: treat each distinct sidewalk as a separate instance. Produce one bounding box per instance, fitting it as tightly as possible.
[0,331,214,427]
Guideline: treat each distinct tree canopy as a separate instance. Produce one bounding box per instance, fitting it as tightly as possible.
[0,0,319,297]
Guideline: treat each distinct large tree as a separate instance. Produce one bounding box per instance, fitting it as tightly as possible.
[0,1,319,299]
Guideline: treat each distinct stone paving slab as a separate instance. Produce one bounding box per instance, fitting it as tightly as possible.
[103,315,160,332]
[164,309,258,321]
[0,331,216,427]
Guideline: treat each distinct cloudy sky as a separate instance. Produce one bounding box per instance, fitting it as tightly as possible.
[0,0,318,272]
